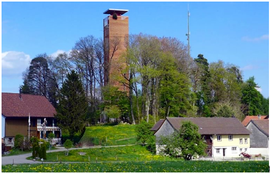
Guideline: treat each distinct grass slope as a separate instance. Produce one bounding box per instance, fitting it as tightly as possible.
[79,124,137,146]
[42,145,171,162]
[2,161,269,172]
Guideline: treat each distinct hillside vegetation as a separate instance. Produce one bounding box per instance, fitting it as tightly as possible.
[79,124,137,146]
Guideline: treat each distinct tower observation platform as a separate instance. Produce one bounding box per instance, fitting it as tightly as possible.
[103,8,128,16]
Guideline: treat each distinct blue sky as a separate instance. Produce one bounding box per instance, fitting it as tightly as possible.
[2,1,269,98]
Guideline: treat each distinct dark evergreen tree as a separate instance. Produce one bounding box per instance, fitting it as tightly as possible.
[194,54,211,116]
[55,70,88,141]
[21,55,58,107]
[241,77,263,115]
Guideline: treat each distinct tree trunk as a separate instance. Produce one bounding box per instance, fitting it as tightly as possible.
[129,73,136,124]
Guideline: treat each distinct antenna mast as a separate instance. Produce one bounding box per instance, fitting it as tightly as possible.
[186,4,190,58]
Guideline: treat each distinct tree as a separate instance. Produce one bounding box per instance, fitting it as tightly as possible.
[159,53,192,117]
[104,105,121,120]
[159,121,206,160]
[194,54,211,116]
[241,77,263,115]
[63,139,73,156]
[55,70,88,141]
[212,102,235,117]
[21,55,58,107]
[102,85,129,123]
[135,121,153,145]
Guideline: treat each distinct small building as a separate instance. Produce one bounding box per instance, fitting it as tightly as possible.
[246,119,269,157]
[2,93,61,148]
[152,117,250,158]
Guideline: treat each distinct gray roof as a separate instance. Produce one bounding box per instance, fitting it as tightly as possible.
[167,117,250,135]
[250,120,269,137]
[150,119,165,131]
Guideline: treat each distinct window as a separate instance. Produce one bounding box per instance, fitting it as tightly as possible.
[228,135,233,141]
[245,148,247,152]
[232,147,237,151]
[216,148,220,153]
[239,138,243,144]
[240,148,242,152]
[37,119,41,126]
[217,135,222,141]
[244,138,248,144]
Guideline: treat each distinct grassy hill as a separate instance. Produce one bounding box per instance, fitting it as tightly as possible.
[79,124,137,146]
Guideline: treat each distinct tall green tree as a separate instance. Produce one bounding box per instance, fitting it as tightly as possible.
[21,55,58,107]
[159,53,192,117]
[241,77,265,115]
[194,54,211,117]
[55,70,88,141]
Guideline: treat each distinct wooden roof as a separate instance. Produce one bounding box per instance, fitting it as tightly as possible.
[2,93,56,118]
[166,117,250,135]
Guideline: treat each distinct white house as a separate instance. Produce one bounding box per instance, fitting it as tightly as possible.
[152,117,251,159]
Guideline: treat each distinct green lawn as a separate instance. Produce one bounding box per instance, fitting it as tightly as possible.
[2,161,269,172]
[29,145,171,162]
[79,124,137,146]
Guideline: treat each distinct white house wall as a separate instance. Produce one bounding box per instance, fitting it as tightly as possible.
[2,115,5,138]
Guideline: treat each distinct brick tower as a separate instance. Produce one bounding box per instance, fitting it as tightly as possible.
[103,9,129,91]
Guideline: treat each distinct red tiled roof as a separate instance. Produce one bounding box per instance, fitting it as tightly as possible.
[2,93,56,118]
[167,117,250,135]
[250,120,269,137]
[151,119,165,131]
[242,116,267,127]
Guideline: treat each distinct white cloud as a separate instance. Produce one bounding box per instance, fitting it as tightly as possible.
[2,51,31,76]
[240,65,258,71]
[255,87,262,93]
[50,50,71,59]
[242,34,269,42]
[50,50,66,58]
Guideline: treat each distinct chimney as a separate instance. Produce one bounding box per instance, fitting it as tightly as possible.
[258,115,261,119]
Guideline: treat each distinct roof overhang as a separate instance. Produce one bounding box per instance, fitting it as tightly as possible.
[103,8,128,15]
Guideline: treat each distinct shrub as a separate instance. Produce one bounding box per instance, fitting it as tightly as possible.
[31,137,39,158]
[14,134,24,150]
[135,121,153,145]
[145,134,156,154]
[64,139,73,156]
[39,140,47,160]
[48,133,55,150]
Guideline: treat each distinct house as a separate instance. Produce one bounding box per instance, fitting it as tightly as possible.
[2,93,61,148]
[150,119,164,132]
[242,115,268,127]
[246,119,269,157]
[152,117,251,158]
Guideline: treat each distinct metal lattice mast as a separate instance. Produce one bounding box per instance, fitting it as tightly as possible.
[186,5,190,58]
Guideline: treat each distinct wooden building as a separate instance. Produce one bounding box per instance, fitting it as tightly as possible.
[2,93,61,147]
